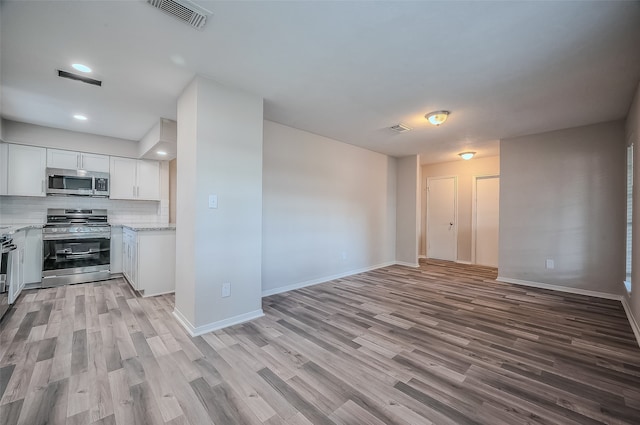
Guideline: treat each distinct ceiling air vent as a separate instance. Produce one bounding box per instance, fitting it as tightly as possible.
[147,0,211,30]
[390,123,412,133]
[57,70,102,87]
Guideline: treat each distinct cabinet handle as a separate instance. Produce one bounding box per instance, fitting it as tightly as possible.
[137,186,140,197]
[42,180,45,194]
[133,186,136,197]
[80,155,84,169]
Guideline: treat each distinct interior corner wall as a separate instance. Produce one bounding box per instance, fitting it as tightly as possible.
[396,155,419,266]
[261,120,396,294]
[499,120,626,294]
[627,82,640,329]
[174,78,199,326]
[420,156,500,260]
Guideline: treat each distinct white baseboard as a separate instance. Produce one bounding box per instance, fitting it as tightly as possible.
[455,260,473,265]
[261,261,396,297]
[142,290,175,298]
[395,261,420,268]
[172,307,264,337]
[495,276,622,300]
[621,295,640,348]
[418,255,427,259]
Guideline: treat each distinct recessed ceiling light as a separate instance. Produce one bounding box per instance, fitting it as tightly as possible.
[157,151,167,156]
[73,114,88,121]
[71,63,92,73]
[458,152,476,160]
[425,110,450,126]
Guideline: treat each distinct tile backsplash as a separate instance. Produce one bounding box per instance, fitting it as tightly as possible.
[0,196,168,224]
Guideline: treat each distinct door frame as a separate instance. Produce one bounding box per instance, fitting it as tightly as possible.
[426,175,458,261]
[471,174,500,265]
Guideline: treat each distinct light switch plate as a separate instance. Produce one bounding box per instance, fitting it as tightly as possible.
[222,282,230,297]
[208,194,218,209]
[545,259,554,269]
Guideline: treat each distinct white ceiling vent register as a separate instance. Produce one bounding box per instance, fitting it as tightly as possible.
[389,123,412,133]
[147,0,211,30]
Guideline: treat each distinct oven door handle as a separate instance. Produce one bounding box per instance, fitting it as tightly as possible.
[43,233,111,241]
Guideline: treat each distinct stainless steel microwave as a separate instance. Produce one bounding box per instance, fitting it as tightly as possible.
[46,168,109,197]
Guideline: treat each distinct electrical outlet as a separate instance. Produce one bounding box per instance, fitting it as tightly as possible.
[222,282,230,297]
[545,259,554,269]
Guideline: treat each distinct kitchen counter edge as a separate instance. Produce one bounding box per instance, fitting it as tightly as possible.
[0,224,44,237]
[111,223,176,231]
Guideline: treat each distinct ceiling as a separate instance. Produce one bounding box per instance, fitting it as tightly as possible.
[1,1,639,164]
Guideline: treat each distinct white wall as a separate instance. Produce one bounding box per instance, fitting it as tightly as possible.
[175,76,263,332]
[499,121,626,294]
[262,120,397,294]
[420,156,500,261]
[2,119,138,157]
[627,82,640,335]
[396,155,419,266]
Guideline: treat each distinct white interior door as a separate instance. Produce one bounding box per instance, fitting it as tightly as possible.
[427,177,457,261]
[474,175,500,267]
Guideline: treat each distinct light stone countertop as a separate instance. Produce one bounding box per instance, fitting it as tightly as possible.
[111,223,176,231]
[0,223,44,237]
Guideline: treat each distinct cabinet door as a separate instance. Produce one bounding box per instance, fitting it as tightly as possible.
[0,143,8,195]
[8,231,25,304]
[47,148,80,169]
[81,153,110,173]
[130,235,139,290]
[23,228,43,285]
[110,157,137,199]
[8,144,47,197]
[110,227,123,274]
[136,160,161,201]
[122,235,129,280]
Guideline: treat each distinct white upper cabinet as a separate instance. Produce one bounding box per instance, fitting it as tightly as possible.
[0,143,8,195]
[136,160,161,200]
[7,144,47,197]
[47,148,109,173]
[110,157,160,201]
[81,153,110,172]
[110,157,137,199]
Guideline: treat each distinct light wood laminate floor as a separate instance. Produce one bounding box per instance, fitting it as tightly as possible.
[1,260,640,425]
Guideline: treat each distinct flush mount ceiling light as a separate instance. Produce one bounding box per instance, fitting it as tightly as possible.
[71,63,92,73]
[73,114,88,121]
[157,150,167,156]
[425,110,450,126]
[458,152,476,160]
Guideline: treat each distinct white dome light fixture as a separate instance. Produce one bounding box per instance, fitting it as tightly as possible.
[425,110,450,126]
[458,152,476,160]
[73,114,88,121]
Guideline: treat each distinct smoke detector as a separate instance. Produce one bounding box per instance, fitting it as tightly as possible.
[389,123,412,133]
[147,0,211,30]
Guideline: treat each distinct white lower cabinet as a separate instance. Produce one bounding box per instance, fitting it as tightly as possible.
[23,228,43,285]
[110,226,123,274]
[8,231,25,304]
[122,228,175,297]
